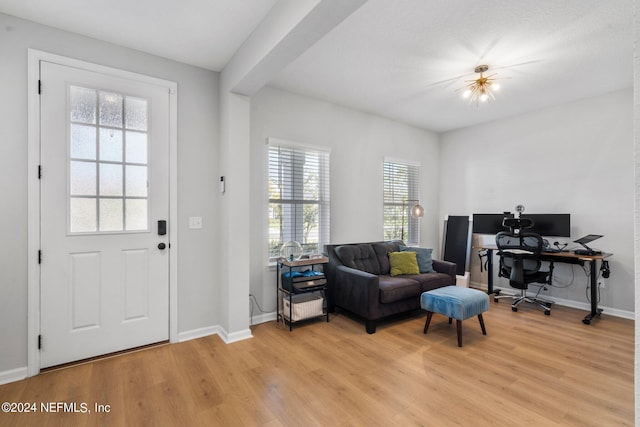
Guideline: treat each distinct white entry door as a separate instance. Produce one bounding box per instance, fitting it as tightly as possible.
[39,61,170,368]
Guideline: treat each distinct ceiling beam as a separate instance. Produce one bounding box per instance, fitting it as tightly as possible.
[221,0,368,95]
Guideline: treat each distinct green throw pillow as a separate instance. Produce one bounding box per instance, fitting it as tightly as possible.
[388,251,419,276]
[400,246,434,273]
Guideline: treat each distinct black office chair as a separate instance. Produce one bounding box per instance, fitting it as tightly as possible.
[494,218,554,315]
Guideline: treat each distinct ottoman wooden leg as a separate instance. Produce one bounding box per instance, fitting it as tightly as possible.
[478,314,487,335]
[456,319,462,347]
[423,311,433,334]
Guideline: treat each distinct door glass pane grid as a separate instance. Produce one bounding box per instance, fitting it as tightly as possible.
[69,85,149,234]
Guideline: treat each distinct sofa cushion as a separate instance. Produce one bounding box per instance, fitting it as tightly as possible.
[335,244,381,274]
[408,272,456,292]
[400,246,434,273]
[378,275,421,303]
[388,251,420,276]
[372,242,401,274]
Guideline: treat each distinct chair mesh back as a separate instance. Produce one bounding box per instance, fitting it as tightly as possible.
[496,232,544,284]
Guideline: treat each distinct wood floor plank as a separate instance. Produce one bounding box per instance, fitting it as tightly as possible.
[0,299,633,426]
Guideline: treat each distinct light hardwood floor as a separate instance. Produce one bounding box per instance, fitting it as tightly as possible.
[0,299,633,426]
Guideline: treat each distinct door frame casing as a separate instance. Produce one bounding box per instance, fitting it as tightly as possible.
[27,49,179,376]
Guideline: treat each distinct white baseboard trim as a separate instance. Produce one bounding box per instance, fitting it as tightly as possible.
[178,325,221,343]
[0,367,27,385]
[488,285,634,320]
[178,324,254,344]
[251,312,277,325]
[470,280,487,290]
[217,327,253,344]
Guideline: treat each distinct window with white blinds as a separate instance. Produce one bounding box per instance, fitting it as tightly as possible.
[268,140,330,261]
[383,160,421,245]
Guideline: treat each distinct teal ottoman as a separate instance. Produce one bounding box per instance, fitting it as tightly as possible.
[420,286,489,347]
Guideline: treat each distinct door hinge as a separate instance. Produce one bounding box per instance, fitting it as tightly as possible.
[38,165,42,179]
[38,80,41,95]
[38,250,42,264]
[38,335,42,350]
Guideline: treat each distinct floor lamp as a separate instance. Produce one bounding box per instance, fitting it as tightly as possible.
[401,199,424,242]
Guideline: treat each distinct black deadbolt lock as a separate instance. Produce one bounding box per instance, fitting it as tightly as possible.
[158,220,167,236]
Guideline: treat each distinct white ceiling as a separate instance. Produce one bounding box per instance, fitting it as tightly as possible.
[0,0,277,71]
[1,0,633,133]
[269,0,633,132]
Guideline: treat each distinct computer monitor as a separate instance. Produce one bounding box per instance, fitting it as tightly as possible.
[472,213,570,237]
[521,214,571,237]
[472,213,510,235]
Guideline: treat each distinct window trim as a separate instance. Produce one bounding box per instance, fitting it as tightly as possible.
[383,157,421,245]
[267,138,331,264]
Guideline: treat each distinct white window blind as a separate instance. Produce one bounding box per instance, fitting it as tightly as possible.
[268,141,330,261]
[383,160,421,245]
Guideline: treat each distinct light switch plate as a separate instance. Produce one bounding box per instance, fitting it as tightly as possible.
[189,216,202,229]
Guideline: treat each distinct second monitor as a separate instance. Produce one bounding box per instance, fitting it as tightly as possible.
[472,213,570,237]
[521,213,571,237]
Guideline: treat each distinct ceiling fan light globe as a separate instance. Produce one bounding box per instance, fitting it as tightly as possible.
[458,65,501,104]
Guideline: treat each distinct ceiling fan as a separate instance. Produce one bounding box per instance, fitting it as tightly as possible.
[421,59,539,91]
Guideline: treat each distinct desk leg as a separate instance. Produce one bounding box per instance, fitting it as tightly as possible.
[485,249,498,295]
[276,262,280,325]
[583,259,603,325]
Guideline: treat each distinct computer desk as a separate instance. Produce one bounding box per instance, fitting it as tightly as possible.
[477,245,612,325]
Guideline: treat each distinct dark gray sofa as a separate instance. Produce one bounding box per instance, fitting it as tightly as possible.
[324,240,456,334]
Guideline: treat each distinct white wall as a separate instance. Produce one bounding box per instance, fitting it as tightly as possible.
[440,89,634,312]
[633,0,639,420]
[248,86,441,317]
[2,10,635,383]
[0,13,221,373]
